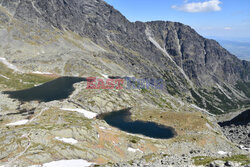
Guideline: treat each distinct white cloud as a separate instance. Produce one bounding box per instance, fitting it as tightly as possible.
[172,0,222,13]
[224,27,232,30]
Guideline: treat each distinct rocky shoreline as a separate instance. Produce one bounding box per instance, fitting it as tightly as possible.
[109,110,250,167]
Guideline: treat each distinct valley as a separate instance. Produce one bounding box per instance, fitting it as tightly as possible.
[0,0,249,166]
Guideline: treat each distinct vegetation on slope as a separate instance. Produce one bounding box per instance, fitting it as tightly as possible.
[0,63,57,90]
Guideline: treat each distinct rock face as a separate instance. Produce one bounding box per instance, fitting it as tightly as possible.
[219,110,250,148]
[0,0,249,114]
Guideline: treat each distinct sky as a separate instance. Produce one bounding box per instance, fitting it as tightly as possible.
[104,0,250,41]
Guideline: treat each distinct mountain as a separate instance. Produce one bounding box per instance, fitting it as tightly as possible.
[0,0,250,166]
[0,0,249,114]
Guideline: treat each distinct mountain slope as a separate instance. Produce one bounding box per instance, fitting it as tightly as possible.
[0,0,249,114]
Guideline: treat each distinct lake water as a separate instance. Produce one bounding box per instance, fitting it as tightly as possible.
[3,77,86,102]
[4,76,176,139]
[98,109,176,139]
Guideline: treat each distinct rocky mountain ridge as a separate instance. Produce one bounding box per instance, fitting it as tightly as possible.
[0,0,249,114]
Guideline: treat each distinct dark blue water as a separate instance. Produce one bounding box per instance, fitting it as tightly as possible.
[3,77,86,102]
[98,109,176,139]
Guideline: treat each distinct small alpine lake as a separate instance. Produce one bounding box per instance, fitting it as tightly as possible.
[97,109,176,139]
[3,76,86,102]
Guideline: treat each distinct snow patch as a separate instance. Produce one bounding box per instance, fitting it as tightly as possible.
[33,71,53,75]
[99,126,106,130]
[60,108,97,119]
[0,74,9,79]
[239,145,250,151]
[42,159,94,167]
[101,73,109,78]
[99,126,111,130]
[34,84,42,87]
[6,120,29,126]
[127,147,143,153]
[54,137,78,144]
[218,151,227,155]
[0,57,21,72]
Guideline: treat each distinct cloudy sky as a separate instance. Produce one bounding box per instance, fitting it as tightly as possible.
[104,0,250,40]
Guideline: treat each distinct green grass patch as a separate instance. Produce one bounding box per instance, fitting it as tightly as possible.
[151,97,164,108]
[0,62,56,90]
[190,89,204,108]
[128,136,140,144]
[160,97,173,109]
[193,155,250,166]
[141,88,149,94]
[235,81,250,98]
